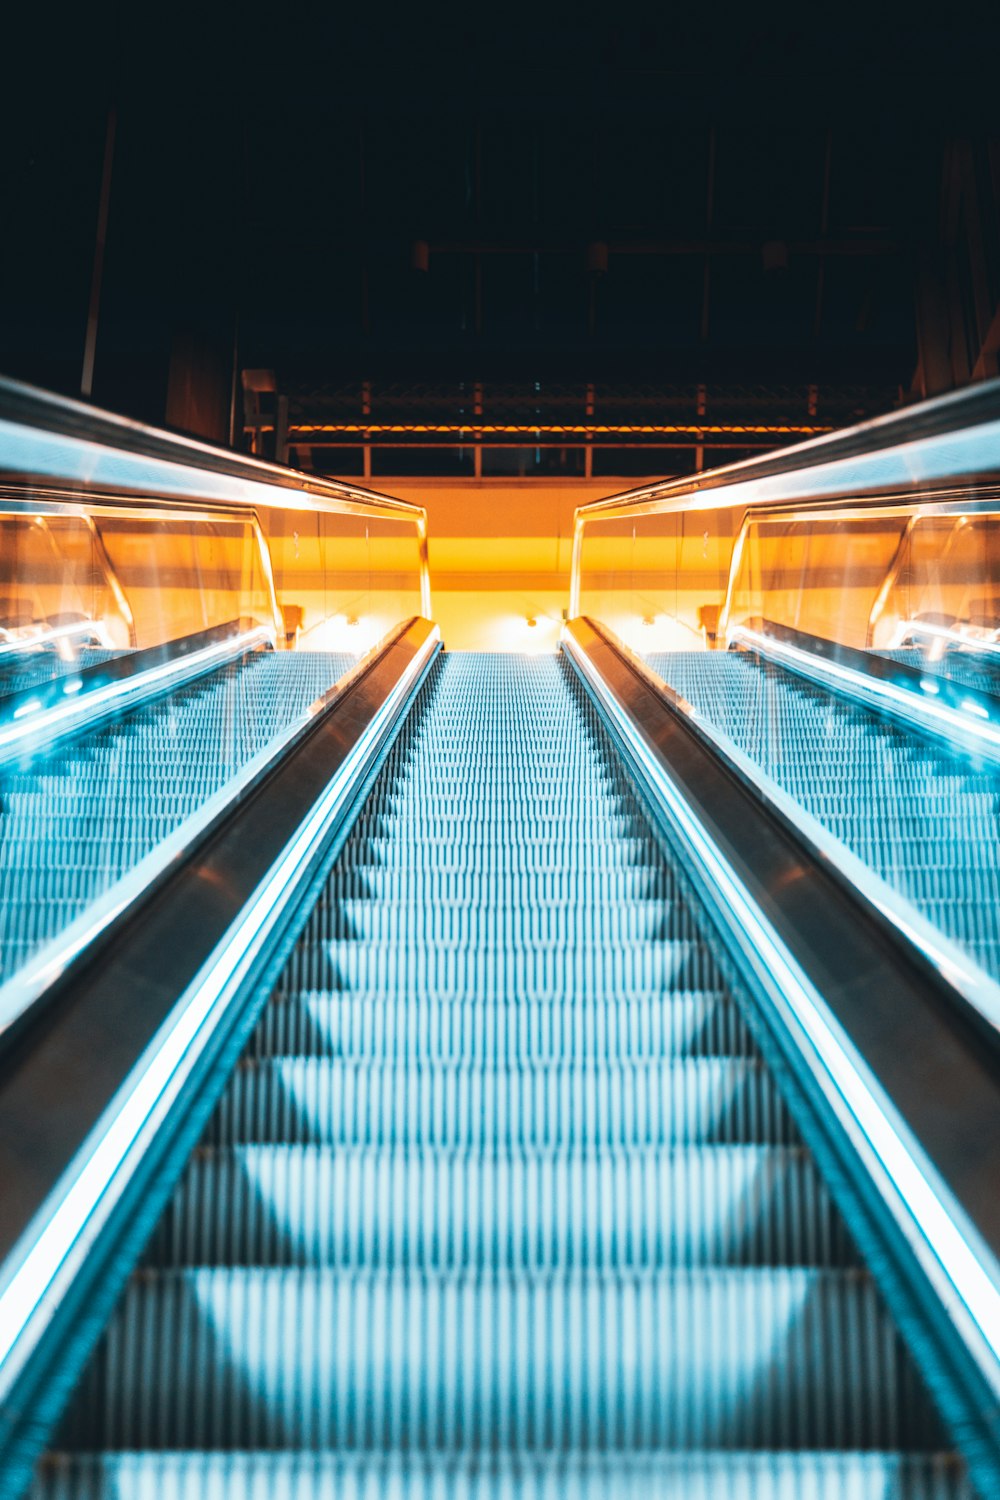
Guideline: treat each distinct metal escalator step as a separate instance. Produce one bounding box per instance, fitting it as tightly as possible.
[59,1267,939,1451]
[336,840,660,868]
[35,652,965,1493]
[0,652,354,983]
[34,1450,973,1499]
[292,901,707,946]
[145,1144,855,1270]
[316,868,680,903]
[283,940,724,996]
[648,651,1000,981]
[208,1057,794,1147]
[248,991,754,1061]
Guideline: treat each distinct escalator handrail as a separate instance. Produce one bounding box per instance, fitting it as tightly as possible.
[580,617,1000,1042]
[0,619,416,1046]
[568,378,1000,623]
[0,618,273,769]
[571,376,1000,525]
[730,617,1000,768]
[0,616,441,1497]
[0,374,433,625]
[0,374,427,524]
[563,615,1000,1495]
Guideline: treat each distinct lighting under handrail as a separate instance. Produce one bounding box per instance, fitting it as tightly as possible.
[0,374,433,628]
[569,377,1000,620]
[0,619,113,658]
[562,621,1000,1426]
[732,620,1000,767]
[0,622,273,768]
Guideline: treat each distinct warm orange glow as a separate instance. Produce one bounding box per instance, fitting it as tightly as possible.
[288,422,833,437]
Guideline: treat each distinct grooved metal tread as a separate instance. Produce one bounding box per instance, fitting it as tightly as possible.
[34,1451,973,1500]
[38,653,965,1497]
[0,651,352,982]
[145,1143,857,1269]
[647,650,1000,981]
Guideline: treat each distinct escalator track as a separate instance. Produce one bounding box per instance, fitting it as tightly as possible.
[647,650,1000,982]
[0,648,353,985]
[29,652,978,1498]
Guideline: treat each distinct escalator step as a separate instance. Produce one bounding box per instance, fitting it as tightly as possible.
[38,652,963,1492]
[34,1450,974,1500]
[248,991,754,1061]
[207,1057,794,1148]
[145,1144,856,1270]
[62,1268,936,1451]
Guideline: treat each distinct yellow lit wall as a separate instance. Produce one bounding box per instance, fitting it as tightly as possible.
[361,477,664,651]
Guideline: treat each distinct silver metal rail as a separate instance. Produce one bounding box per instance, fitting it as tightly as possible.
[569,377,1000,619]
[0,374,432,622]
[562,617,1000,1496]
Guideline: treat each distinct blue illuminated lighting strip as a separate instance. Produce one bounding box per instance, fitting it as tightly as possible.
[899,618,1000,661]
[0,625,273,767]
[562,627,1000,1403]
[0,628,418,1041]
[636,662,1000,1036]
[0,624,439,1402]
[0,620,112,658]
[732,623,1000,767]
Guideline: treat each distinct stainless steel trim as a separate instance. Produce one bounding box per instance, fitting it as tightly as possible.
[0,622,422,1042]
[0,621,273,768]
[732,620,1000,766]
[561,617,1000,1452]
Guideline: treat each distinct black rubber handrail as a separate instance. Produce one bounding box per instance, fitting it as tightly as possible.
[0,616,440,1499]
[738,616,1000,717]
[563,615,1000,1498]
[0,618,274,769]
[0,617,268,726]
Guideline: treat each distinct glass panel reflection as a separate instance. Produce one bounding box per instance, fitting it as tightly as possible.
[573,467,1000,997]
[0,391,430,1009]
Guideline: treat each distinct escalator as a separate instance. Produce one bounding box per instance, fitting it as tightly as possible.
[647,650,1000,980]
[0,649,353,984]
[2,373,1000,1498]
[31,653,973,1498]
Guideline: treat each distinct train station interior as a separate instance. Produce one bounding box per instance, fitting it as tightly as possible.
[1,9,1000,1498]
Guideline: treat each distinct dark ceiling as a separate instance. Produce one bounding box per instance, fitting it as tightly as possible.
[2,5,998,464]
